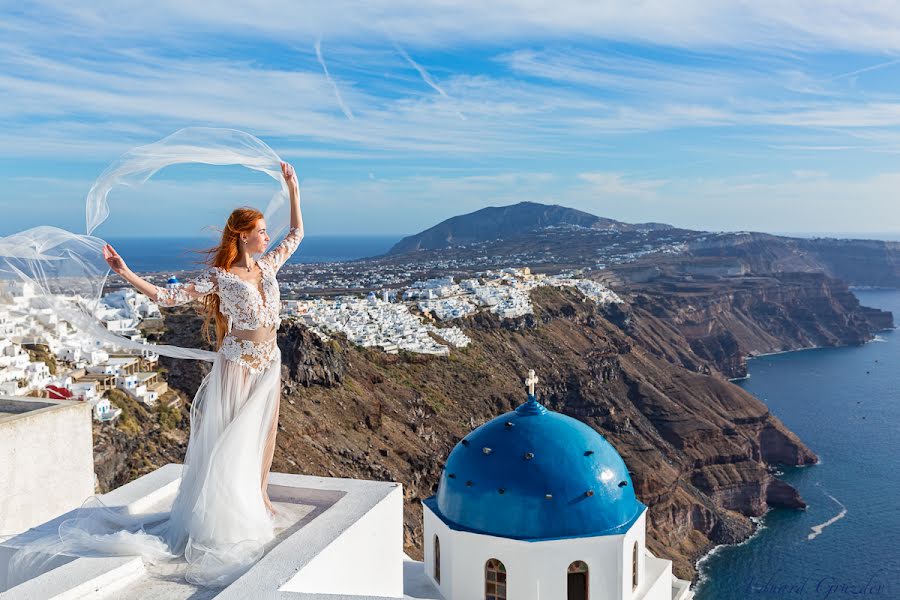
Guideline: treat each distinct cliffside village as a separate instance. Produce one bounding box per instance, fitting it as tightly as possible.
[0,267,621,426]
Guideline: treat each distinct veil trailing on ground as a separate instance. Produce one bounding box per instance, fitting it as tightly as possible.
[0,127,291,362]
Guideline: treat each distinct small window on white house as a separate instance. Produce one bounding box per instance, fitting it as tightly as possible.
[485,558,507,599]
[567,560,589,600]
[632,541,639,590]
[433,534,440,583]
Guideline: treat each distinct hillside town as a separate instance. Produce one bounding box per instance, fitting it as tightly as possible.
[0,279,177,423]
[0,266,622,423]
[223,226,694,299]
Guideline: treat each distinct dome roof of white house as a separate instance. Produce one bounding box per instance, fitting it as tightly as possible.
[427,370,645,540]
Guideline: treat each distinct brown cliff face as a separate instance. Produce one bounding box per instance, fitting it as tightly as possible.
[617,272,894,378]
[687,232,900,287]
[101,284,831,583]
[175,287,821,582]
[93,388,190,492]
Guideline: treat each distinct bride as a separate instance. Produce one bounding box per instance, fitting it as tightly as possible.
[8,160,304,589]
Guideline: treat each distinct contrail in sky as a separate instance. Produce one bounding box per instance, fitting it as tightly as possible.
[393,41,466,121]
[832,57,900,81]
[315,37,354,121]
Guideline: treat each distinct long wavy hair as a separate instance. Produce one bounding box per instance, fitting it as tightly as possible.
[192,207,264,350]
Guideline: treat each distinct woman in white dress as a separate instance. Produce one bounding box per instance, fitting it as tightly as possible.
[0,132,303,591]
[7,161,304,589]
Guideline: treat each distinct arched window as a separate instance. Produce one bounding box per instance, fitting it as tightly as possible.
[433,534,440,584]
[485,558,507,600]
[567,560,589,600]
[632,541,639,590]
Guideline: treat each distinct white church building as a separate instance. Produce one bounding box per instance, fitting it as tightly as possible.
[0,370,693,599]
[421,370,693,600]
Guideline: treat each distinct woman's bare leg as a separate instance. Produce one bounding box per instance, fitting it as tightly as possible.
[261,384,280,516]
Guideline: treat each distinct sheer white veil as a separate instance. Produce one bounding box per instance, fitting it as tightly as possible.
[0,127,290,362]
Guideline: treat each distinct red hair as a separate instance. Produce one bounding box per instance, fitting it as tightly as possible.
[193,207,264,350]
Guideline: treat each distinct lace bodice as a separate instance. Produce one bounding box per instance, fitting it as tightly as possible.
[154,227,303,335]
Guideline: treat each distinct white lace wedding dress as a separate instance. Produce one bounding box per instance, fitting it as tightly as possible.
[6,226,303,589]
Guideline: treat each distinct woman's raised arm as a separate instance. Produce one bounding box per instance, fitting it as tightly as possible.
[262,161,305,271]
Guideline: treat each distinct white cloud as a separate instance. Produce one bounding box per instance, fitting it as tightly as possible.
[3,1,900,237]
[5,162,899,237]
[576,172,666,200]
[3,8,900,163]
[10,1,900,52]
[284,169,900,235]
[562,171,900,234]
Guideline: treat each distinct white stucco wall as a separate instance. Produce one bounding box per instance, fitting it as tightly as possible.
[424,504,659,600]
[0,397,94,536]
[280,483,404,597]
[641,552,675,600]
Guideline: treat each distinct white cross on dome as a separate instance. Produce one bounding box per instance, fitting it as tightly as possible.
[525,369,538,396]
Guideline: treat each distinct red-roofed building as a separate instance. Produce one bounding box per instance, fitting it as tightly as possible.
[45,384,73,400]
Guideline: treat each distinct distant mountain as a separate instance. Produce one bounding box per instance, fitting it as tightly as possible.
[387,201,671,254]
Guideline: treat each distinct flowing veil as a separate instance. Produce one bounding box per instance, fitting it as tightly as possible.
[0,128,294,590]
[1,127,292,361]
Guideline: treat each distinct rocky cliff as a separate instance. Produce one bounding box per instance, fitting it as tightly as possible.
[616,272,894,378]
[687,232,900,287]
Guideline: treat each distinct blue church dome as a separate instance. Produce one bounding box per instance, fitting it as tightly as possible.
[166,276,179,284]
[429,375,645,540]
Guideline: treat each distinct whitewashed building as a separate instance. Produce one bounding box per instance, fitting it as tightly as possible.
[422,371,694,600]
[91,396,122,422]
[70,380,99,402]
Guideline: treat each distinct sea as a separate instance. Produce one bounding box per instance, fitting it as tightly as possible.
[694,289,900,600]
[104,234,403,273]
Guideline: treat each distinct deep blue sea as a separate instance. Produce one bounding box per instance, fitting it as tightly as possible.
[103,234,403,273]
[694,289,900,600]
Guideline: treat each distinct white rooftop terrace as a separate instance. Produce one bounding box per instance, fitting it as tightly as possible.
[1,463,441,599]
[0,390,439,599]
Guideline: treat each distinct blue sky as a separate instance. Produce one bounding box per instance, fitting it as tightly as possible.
[2,2,900,238]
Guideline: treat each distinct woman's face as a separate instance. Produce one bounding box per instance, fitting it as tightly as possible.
[243,219,270,254]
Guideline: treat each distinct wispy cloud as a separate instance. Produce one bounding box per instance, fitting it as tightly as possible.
[2,2,900,235]
[576,172,667,200]
[295,169,900,235]
[10,1,900,52]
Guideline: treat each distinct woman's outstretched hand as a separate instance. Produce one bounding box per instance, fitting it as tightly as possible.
[102,243,128,275]
[280,161,298,195]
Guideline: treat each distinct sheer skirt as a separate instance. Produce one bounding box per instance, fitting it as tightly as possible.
[4,334,283,590]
